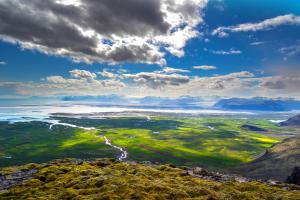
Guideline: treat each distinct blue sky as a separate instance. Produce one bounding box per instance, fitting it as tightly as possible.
[0,0,299,99]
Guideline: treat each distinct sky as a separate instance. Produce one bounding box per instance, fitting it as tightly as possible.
[0,0,300,99]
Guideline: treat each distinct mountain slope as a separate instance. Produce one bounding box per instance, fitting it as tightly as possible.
[235,136,300,182]
[1,159,300,200]
[280,114,300,127]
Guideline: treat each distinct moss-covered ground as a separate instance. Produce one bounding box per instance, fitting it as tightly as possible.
[1,159,299,200]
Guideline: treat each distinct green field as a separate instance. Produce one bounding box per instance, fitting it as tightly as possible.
[0,116,289,169]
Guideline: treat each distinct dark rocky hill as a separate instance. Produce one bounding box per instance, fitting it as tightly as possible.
[235,136,300,182]
[280,114,300,127]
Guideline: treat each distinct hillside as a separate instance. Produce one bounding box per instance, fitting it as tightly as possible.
[235,136,300,182]
[1,159,300,200]
[280,114,300,127]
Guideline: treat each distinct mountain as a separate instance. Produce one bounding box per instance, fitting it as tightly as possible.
[214,97,300,111]
[235,136,300,182]
[1,159,300,199]
[62,95,205,109]
[280,114,300,127]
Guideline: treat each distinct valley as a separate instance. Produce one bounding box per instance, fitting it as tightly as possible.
[0,114,295,171]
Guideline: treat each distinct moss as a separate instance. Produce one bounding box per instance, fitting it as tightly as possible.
[1,159,300,200]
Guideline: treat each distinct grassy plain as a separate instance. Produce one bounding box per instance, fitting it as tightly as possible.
[0,116,289,169]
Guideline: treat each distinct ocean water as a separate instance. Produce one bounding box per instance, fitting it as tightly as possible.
[0,104,257,123]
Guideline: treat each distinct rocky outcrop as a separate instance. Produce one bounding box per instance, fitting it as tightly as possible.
[189,167,249,183]
[0,169,37,190]
[286,167,300,186]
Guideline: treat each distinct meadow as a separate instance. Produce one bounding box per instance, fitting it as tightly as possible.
[0,116,290,169]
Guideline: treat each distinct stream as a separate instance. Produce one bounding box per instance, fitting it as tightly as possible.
[47,120,128,161]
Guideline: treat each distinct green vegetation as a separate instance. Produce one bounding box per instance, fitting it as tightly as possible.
[0,121,119,167]
[1,159,299,200]
[0,116,288,169]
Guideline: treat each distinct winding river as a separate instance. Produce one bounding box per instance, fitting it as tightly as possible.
[47,120,128,161]
[104,136,128,161]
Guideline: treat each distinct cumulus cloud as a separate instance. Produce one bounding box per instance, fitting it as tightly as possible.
[46,76,70,84]
[40,68,126,96]
[193,65,217,70]
[212,14,300,37]
[3,70,300,99]
[0,0,208,65]
[190,71,254,90]
[70,69,97,79]
[123,72,190,89]
[0,61,6,65]
[98,70,118,79]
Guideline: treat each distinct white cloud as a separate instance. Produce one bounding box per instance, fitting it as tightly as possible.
[193,65,217,70]
[46,76,70,84]
[70,69,97,79]
[0,61,6,65]
[279,44,300,60]
[3,70,300,99]
[162,67,190,73]
[250,41,265,46]
[98,70,118,79]
[210,48,242,55]
[212,14,300,37]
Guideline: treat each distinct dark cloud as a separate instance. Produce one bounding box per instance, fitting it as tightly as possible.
[261,80,286,90]
[83,0,170,37]
[260,76,300,90]
[0,0,98,56]
[123,72,190,89]
[0,0,206,65]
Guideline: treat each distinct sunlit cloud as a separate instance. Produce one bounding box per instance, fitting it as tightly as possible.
[212,14,300,37]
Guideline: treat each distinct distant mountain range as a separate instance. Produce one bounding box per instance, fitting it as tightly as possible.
[3,95,300,112]
[62,95,205,109]
[63,96,300,111]
[214,97,300,111]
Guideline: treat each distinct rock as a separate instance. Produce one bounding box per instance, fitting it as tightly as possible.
[286,167,300,185]
[192,167,211,176]
[0,169,38,191]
